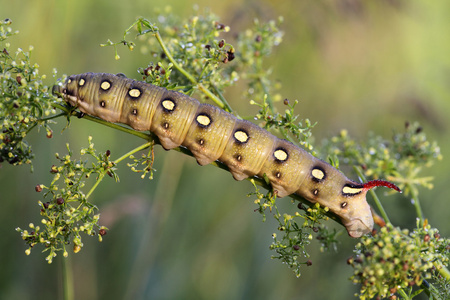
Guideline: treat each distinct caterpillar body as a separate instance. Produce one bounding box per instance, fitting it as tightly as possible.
[53,72,400,238]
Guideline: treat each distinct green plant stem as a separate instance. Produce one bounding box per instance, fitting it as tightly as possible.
[397,288,409,299]
[407,183,424,225]
[435,262,450,281]
[153,30,230,111]
[208,82,234,113]
[353,166,391,225]
[84,142,153,200]
[113,141,153,165]
[85,173,105,200]
[25,111,67,134]
[61,256,74,300]
[258,77,275,114]
[154,31,196,83]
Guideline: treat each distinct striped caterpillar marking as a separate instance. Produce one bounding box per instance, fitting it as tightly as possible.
[53,72,401,238]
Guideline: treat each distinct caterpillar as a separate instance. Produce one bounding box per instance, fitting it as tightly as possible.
[52,72,401,238]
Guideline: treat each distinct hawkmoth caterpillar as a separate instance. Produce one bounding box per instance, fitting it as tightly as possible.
[53,72,401,238]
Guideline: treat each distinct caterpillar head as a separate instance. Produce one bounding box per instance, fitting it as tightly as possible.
[299,161,401,238]
[334,180,401,238]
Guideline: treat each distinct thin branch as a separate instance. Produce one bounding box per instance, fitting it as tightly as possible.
[153,30,231,111]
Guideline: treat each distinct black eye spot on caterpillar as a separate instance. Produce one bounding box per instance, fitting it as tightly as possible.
[100,80,111,91]
[311,166,326,182]
[55,72,403,239]
[78,78,86,87]
[196,113,212,128]
[273,147,288,163]
[342,183,364,196]
[128,87,142,99]
[161,98,176,113]
[233,129,249,144]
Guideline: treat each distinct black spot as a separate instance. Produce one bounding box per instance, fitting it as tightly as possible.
[162,122,169,129]
[235,154,242,162]
[78,76,87,87]
[198,139,205,145]
[196,113,212,128]
[341,202,348,209]
[311,166,326,183]
[99,80,112,91]
[342,183,364,197]
[275,171,282,179]
[312,189,319,196]
[100,101,106,108]
[273,147,289,163]
[161,98,176,113]
[128,87,142,100]
[131,108,138,116]
[233,129,249,145]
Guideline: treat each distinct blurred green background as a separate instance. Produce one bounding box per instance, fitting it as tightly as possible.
[1,0,449,299]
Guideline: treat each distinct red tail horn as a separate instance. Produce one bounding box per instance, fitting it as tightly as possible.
[363,180,401,193]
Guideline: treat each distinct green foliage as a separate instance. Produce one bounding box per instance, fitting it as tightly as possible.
[323,123,449,298]
[16,137,112,263]
[323,122,442,194]
[348,222,450,299]
[251,95,316,151]
[2,8,449,300]
[250,180,339,277]
[0,18,58,167]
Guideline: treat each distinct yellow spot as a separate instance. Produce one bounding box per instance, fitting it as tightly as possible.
[312,168,325,180]
[79,78,85,86]
[100,81,111,90]
[196,114,211,126]
[68,79,72,84]
[342,186,363,195]
[129,88,141,98]
[162,99,175,111]
[274,149,288,161]
[234,130,248,143]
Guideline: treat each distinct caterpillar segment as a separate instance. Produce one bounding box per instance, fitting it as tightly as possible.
[53,72,401,238]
